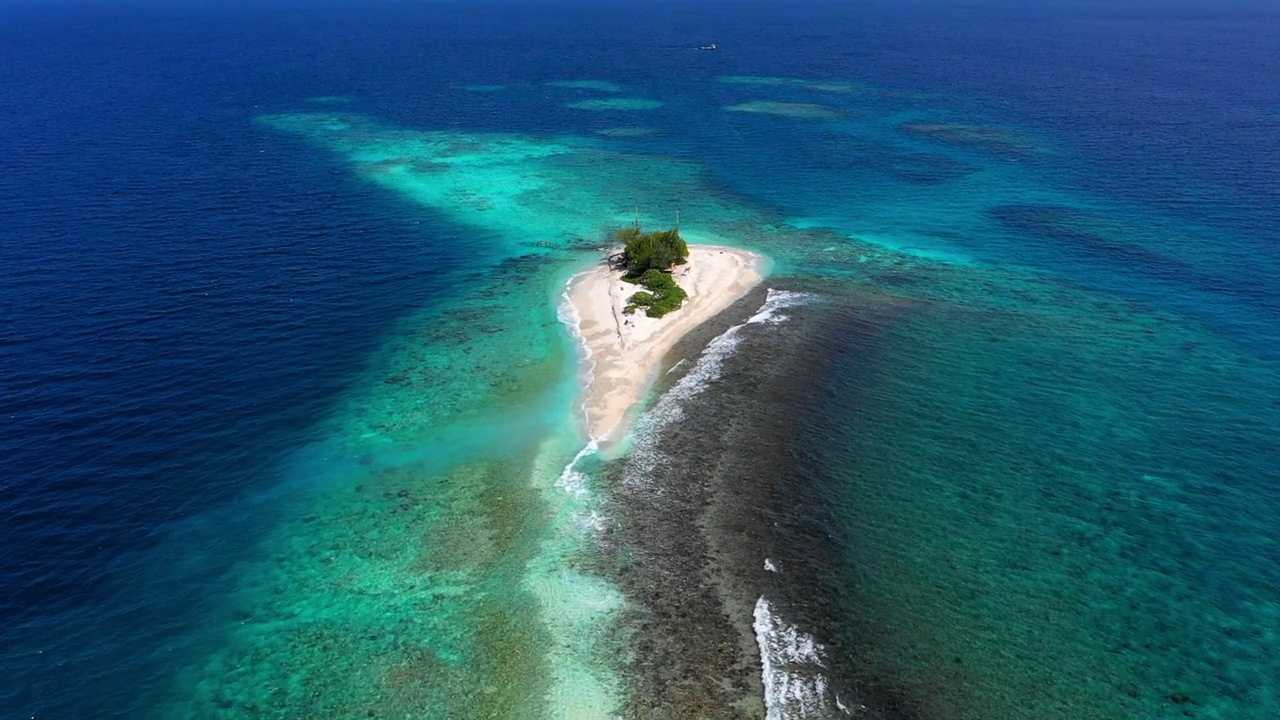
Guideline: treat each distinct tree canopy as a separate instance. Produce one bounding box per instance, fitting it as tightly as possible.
[616,227,689,279]
[614,226,691,318]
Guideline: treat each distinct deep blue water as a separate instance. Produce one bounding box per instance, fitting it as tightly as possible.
[1,4,480,711]
[2,1,1278,718]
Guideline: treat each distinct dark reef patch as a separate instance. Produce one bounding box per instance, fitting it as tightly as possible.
[598,282,931,719]
[886,152,977,185]
[900,121,1040,158]
[990,204,1189,272]
[799,133,976,184]
[988,204,1278,311]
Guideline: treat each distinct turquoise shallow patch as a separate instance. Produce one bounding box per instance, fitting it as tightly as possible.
[547,79,625,92]
[718,74,868,94]
[304,95,357,104]
[725,100,845,119]
[189,110,800,718]
[566,98,664,111]
[595,126,659,138]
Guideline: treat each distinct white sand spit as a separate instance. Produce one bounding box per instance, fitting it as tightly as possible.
[568,245,766,441]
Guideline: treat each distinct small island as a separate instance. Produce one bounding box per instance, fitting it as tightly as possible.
[567,227,767,440]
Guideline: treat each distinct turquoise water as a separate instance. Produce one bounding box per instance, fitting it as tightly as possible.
[242,77,1280,716]
[4,2,1278,718]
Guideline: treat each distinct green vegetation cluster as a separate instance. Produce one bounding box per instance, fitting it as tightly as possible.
[624,269,688,318]
[615,227,690,318]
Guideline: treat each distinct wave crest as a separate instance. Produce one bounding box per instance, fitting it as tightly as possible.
[754,596,835,719]
[624,289,813,486]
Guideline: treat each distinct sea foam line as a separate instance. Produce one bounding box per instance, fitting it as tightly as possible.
[555,438,599,499]
[556,277,614,533]
[558,272,598,440]
[754,596,837,720]
[624,289,814,487]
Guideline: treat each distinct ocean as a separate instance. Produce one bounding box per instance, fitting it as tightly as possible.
[2,1,1277,718]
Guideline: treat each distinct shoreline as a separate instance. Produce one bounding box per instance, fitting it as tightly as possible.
[564,244,767,442]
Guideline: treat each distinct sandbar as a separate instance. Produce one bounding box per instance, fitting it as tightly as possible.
[567,245,766,441]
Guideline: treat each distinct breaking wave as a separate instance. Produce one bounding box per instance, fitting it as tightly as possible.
[624,289,814,486]
[555,439,599,499]
[754,596,840,719]
[559,273,597,438]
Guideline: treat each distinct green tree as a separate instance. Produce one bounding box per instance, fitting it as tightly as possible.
[617,226,689,278]
[612,226,691,317]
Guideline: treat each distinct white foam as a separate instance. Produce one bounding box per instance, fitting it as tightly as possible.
[558,276,600,437]
[580,509,610,534]
[555,276,618,533]
[753,597,831,720]
[623,324,738,485]
[624,289,814,488]
[746,289,816,326]
[554,439,616,538]
[523,436,624,719]
[555,439,600,498]
[764,558,779,573]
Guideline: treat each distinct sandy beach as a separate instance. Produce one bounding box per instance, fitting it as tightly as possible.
[567,244,767,441]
